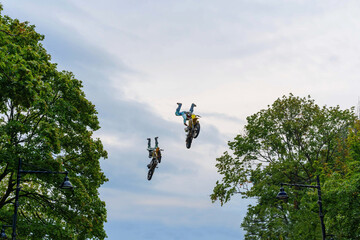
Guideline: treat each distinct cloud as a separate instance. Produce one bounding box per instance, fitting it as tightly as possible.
[3,0,360,239]
[100,186,250,228]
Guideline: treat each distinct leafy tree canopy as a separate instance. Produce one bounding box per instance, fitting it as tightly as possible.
[211,94,356,239]
[322,120,360,239]
[0,4,108,239]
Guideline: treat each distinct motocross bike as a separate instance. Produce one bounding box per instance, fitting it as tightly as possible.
[147,147,163,181]
[185,114,201,149]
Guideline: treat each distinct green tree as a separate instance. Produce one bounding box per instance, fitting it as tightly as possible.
[322,120,360,239]
[0,5,108,239]
[211,94,356,239]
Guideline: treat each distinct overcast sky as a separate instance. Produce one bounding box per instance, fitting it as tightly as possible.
[2,1,360,239]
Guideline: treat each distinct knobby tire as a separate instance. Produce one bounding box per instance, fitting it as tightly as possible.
[194,123,200,139]
[147,159,156,180]
[186,134,193,149]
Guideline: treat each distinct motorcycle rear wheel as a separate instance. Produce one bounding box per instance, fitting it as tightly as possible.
[194,123,200,138]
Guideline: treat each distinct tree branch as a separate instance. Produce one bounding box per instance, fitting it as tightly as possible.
[0,29,18,36]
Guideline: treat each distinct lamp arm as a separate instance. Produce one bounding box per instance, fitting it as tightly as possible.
[280,182,319,189]
[12,158,70,239]
[19,170,68,175]
[280,175,326,240]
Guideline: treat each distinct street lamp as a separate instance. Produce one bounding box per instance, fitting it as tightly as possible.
[276,186,289,200]
[60,175,73,189]
[276,175,326,240]
[11,158,73,240]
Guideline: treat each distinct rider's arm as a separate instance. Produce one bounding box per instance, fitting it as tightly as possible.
[182,112,188,125]
[183,117,188,126]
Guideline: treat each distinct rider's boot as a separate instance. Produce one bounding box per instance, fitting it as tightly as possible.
[147,164,151,169]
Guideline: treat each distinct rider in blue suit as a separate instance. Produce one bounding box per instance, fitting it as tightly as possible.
[175,103,196,128]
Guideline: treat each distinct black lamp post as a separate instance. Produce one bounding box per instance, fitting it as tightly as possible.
[11,158,73,240]
[276,175,326,240]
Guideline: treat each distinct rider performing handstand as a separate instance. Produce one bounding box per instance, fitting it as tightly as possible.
[175,103,196,131]
[147,137,161,168]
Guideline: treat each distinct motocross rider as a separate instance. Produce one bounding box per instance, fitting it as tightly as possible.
[147,137,161,168]
[175,103,196,131]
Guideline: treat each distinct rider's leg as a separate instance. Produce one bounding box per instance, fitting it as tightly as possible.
[147,138,152,157]
[154,137,159,148]
[189,103,196,113]
[175,103,182,116]
[147,138,151,148]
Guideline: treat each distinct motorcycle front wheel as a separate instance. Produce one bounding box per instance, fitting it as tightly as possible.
[147,167,155,180]
[147,160,156,180]
[186,135,193,149]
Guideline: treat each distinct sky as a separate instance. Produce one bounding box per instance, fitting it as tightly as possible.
[2,0,360,239]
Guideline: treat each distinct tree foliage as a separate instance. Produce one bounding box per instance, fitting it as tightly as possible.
[211,94,357,239]
[322,120,360,239]
[0,5,108,239]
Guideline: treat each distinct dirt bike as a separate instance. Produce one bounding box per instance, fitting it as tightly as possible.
[147,147,163,181]
[185,114,201,149]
